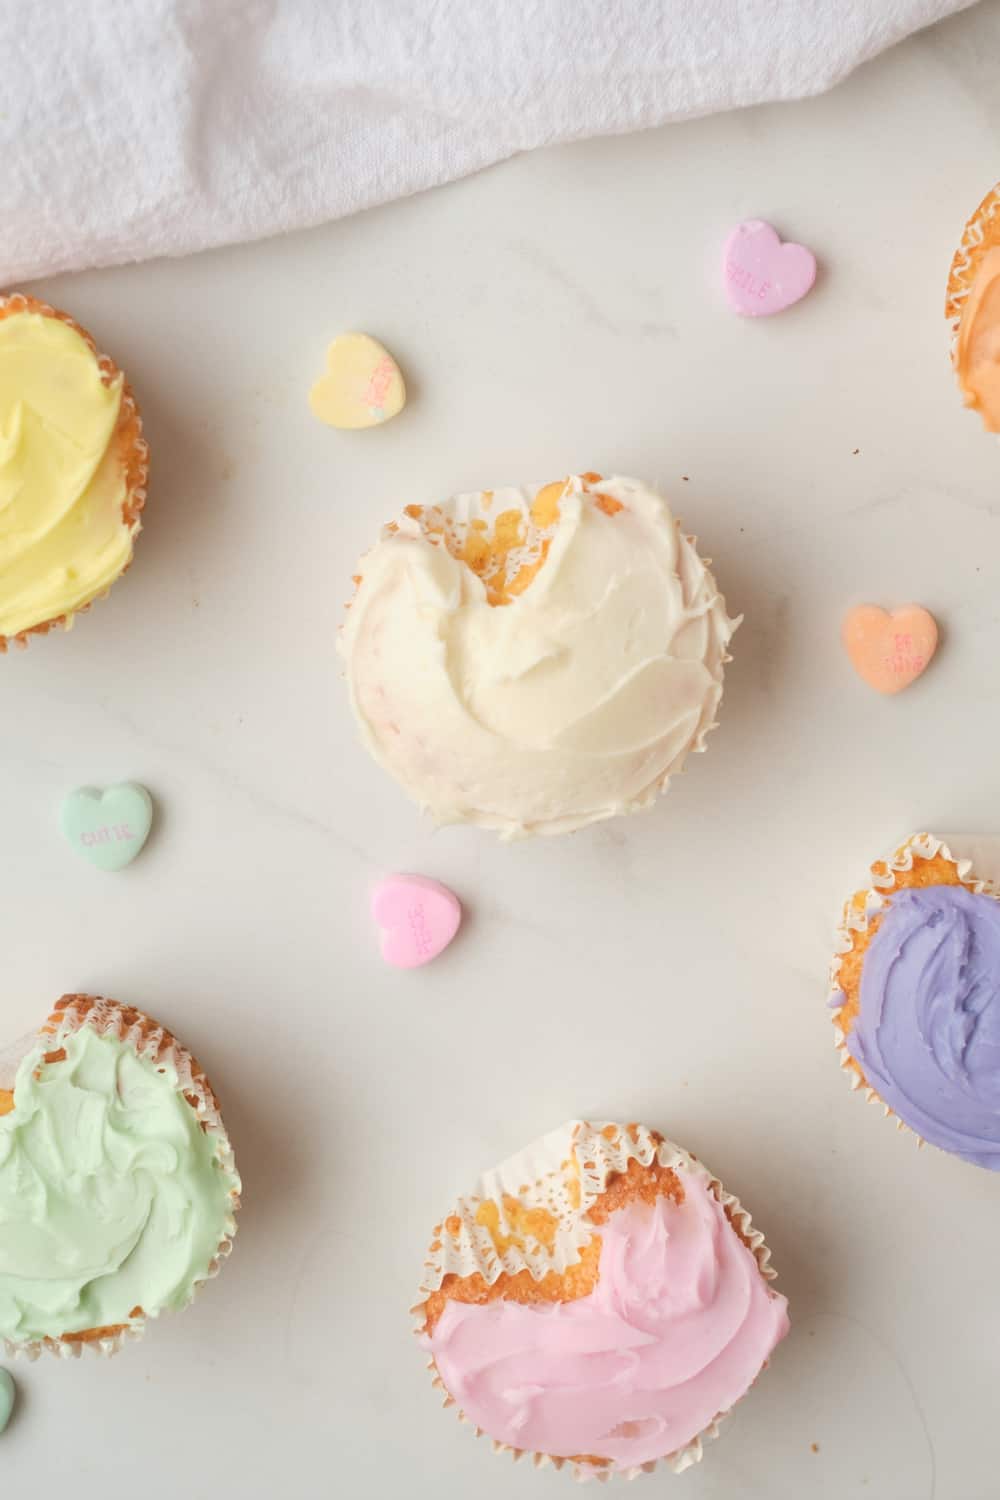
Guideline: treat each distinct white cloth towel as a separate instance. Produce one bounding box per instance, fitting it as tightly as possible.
[0,0,976,286]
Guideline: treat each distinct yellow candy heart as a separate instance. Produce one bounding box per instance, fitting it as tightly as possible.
[309,333,406,430]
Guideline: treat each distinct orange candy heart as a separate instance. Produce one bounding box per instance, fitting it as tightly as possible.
[841,605,938,695]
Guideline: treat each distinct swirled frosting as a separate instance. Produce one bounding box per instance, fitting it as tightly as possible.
[955,246,1000,434]
[847,884,1000,1169]
[0,309,135,638]
[425,1174,789,1470]
[340,475,737,837]
[0,1026,239,1342]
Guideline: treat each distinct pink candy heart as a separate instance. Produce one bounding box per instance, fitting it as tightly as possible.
[371,875,462,969]
[723,220,817,317]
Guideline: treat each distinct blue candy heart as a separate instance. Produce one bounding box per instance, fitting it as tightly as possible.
[0,1368,15,1435]
[60,783,154,872]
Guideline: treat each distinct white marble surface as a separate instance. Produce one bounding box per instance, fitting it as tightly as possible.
[4,3,1000,1495]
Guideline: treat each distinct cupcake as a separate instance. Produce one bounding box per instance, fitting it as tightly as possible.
[0,994,240,1357]
[415,1120,789,1480]
[0,294,147,649]
[946,182,1000,433]
[340,474,738,838]
[829,833,1000,1170]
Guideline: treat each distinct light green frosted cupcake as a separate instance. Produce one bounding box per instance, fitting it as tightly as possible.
[0,994,240,1359]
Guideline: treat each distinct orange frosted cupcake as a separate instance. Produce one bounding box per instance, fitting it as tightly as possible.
[0,294,147,649]
[946,182,1000,433]
[0,995,239,1358]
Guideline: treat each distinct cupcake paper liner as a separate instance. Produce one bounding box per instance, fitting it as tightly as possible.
[413,1119,779,1483]
[0,293,149,653]
[1,994,240,1361]
[828,832,997,1137]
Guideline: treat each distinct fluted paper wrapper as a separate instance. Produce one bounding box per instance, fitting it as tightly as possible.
[414,1119,778,1483]
[0,293,148,652]
[1,995,240,1361]
[828,832,1000,1137]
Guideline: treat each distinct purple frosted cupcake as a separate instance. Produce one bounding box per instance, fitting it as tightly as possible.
[829,833,1000,1170]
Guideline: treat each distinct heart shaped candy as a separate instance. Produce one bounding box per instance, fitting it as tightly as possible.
[372,875,461,969]
[0,1370,14,1435]
[841,605,938,695]
[309,333,406,429]
[60,782,153,871]
[723,220,816,317]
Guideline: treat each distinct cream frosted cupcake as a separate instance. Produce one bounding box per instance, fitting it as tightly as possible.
[340,473,738,837]
[0,995,240,1357]
[415,1120,789,1480]
[830,834,1000,1170]
[0,294,147,649]
[946,182,1000,433]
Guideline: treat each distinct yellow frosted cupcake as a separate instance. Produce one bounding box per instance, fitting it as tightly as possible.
[0,294,148,649]
[946,182,1000,433]
[340,473,738,837]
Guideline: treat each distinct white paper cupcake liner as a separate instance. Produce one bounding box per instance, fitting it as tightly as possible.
[1,994,240,1361]
[828,833,999,1137]
[413,1119,779,1483]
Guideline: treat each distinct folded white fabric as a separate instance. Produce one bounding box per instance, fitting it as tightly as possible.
[1,0,975,285]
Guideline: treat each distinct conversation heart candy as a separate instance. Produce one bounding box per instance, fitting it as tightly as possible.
[60,783,154,871]
[723,220,817,316]
[309,333,406,429]
[841,605,939,695]
[0,1369,14,1435]
[372,875,461,969]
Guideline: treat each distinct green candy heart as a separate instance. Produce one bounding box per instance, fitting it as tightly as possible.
[60,783,154,872]
[0,1368,15,1435]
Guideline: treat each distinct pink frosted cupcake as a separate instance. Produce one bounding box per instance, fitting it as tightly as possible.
[415,1120,789,1480]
